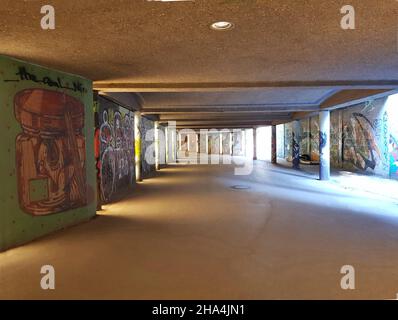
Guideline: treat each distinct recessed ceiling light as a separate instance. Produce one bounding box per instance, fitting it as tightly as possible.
[210,21,234,31]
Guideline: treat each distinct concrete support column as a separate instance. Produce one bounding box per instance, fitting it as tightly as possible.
[206,131,209,154]
[155,121,160,171]
[167,122,176,163]
[134,112,142,181]
[199,130,207,164]
[292,120,300,169]
[165,127,169,164]
[229,132,233,155]
[176,131,181,162]
[271,125,277,164]
[170,127,174,163]
[242,130,246,157]
[173,130,177,162]
[319,110,331,180]
[253,127,257,160]
[219,131,223,155]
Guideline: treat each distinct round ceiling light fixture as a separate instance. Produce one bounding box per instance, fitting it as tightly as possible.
[210,21,234,31]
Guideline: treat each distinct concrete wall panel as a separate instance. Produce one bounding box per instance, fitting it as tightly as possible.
[0,55,96,251]
[95,96,135,204]
[141,116,156,178]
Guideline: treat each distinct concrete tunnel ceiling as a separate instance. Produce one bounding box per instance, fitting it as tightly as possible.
[1,0,398,128]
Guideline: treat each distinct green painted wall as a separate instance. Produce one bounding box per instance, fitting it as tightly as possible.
[0,55,96,251]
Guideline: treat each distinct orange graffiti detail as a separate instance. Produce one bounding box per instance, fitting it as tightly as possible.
[15,89,87,216]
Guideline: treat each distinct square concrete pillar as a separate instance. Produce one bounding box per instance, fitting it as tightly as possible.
[134,112,142,181]
[319,110,331,180]
[271,125,277,164]
[253,127,257,160]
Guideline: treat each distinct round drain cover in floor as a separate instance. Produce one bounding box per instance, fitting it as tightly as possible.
[231,185,251,190]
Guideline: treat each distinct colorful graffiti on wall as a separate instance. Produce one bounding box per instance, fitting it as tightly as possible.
[297,117,320,161]
[310,117,319,161]
[342,112,382,172]
[330,110,342,168]
[300,119,310,156]
[0,55,95,251]
[159,125,167,166]
[222,132,230,155]
[97,102,134,203]
[141,116,155,178]
[390,134,398,179]
[284,123,292,160]
[292,132,300,169]
[15,89,87,216]
[232,131,244,156]
[179,133,188,152]
[281,96,398,180]
[208,132,220,155]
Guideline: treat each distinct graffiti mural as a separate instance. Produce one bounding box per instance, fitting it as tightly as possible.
[390,135,398,179]
[97,98,134,203]
[15,89,87,215]
[188,132,197,153]
[180,133,188,152]
[232,130,244,156]
[208,132,220,155]
[310,117,319,161]
[0,55,95,251]
[378,111,389,172]
[157,125,167,167]
[387,97,398,180]
[284,122,293,161]
[222,132,231,155]
[330,110,342,168]
[141,116,156,178]
[319,131,327,150]
[282,96,398,180]
[94,109,102,208]
[292,132,300,169]
[300,118,310,156]
[342,112,382,172]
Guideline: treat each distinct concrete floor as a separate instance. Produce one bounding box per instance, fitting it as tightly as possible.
[1,160,398,300]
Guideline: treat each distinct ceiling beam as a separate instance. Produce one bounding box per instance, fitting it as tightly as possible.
[94,81,398,92]
[320,89,391,109]
[175,120,274,126]
[176,124,272,130]
[99,92,142,111]
[291,89,398,121]
[159,113,291,121]
[142,105,319,114]
[162,118,289,125]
